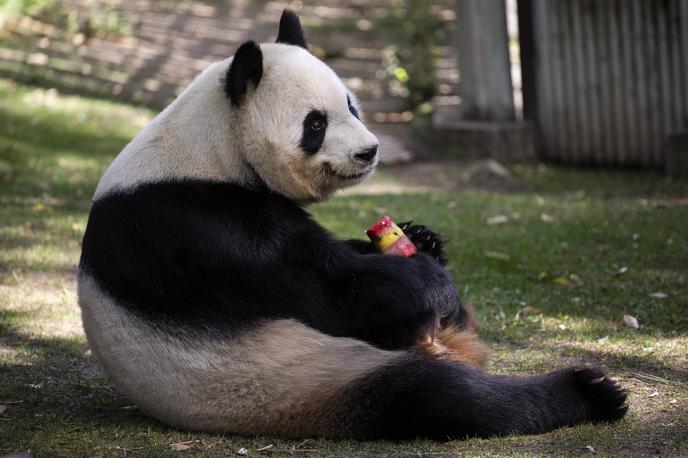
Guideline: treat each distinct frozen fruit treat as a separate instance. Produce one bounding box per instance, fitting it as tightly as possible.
[366,215,417,257]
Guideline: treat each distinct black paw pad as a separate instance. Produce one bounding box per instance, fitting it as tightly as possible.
[573,366,629,423]
[398,221,448,265]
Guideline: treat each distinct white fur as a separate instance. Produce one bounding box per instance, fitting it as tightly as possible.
[243,44,379,201]
[95,43,378,202]
[83,41,386,435]
[79,273,398,436]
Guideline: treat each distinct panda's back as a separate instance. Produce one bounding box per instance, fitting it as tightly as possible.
[80,180,334,330]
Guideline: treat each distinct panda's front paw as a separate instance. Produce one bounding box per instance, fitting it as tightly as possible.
[398,221,448,265]
[573,366,629,423]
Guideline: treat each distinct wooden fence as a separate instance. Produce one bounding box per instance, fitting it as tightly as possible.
[521,0,688,167]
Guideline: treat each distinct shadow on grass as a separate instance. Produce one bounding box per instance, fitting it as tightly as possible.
[0,309,150,425]
[562,344,688,383]
[0,108,129,201]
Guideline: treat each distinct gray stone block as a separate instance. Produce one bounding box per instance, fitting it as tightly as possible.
[664,133,688,178]
[431,117,536,162]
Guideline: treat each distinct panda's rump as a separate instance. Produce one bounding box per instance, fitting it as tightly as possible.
[78,272,399,436]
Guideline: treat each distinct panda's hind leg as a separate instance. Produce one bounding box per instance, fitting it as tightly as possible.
[334,354,628,440]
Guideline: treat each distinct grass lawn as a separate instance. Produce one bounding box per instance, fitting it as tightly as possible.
[1,78,687,457]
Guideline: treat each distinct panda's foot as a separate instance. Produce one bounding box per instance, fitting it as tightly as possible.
[573,366,629,423]
[398,221,448,265]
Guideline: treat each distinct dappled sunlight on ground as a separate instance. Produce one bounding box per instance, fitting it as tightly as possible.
[1,80,687,456]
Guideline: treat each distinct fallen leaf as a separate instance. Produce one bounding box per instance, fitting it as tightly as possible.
[553,276,570,285]
[650,292,668,299]
[170,441,196,451]
[538,272,548,281]
[540,213,555,223]
[623,315,639,329]
[0,405,6,414]
[297,439,313,449]
[484,250,510,261]
[648,390,660,398]
[486,214,509,225]
[669,399,678,404]
[518,306,540,316]
[32,202,46,212]
[613,266,628,276]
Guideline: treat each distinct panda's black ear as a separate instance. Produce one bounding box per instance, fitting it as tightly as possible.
[276,9,308,49]
[225,41,263,106]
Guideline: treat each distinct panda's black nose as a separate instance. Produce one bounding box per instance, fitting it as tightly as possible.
[354,145,378,163]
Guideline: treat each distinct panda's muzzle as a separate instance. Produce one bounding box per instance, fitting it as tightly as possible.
[322,162,370,181]
[354,145,378,163]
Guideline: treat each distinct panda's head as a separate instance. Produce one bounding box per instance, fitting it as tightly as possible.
[225,10,379,202]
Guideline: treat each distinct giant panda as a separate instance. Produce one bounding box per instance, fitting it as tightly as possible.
[78,10,628,440]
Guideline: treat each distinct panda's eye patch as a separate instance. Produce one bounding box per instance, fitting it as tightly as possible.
[300,110,328,155]
[347,94,359,119]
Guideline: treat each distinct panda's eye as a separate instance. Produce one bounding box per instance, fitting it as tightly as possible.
[310,119,324,131]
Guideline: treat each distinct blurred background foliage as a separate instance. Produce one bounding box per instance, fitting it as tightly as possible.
[376,0,444,114]
[0,0,55,23]
[311,0,447,115]
[0,0,450,116]
[1,0,132,38]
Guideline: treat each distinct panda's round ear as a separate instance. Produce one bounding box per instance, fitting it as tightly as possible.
[225,41,263,106]
[276,9,308,50]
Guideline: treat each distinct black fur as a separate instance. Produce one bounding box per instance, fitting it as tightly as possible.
[276,9,308,49]
[300,110,328,154]
[80,180,458,350]
[80,180,628,438]
[398,221,448,265]
[347,94,359,119]
[81,7,629,439]
[337,357,628,440]
[226,41,263,106]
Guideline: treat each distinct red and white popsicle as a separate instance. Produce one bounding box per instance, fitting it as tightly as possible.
[366,215,417,257]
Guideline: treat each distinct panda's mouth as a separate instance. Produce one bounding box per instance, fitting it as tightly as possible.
[323,162,369,181]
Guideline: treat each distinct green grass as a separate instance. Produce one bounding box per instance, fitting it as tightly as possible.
[1,78,687,457]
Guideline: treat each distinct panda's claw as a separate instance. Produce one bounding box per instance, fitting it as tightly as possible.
[572,366,629,423]
[398,221,413,232]
[401,223,448,265]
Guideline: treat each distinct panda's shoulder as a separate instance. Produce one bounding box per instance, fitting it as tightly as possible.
[84,179,324,258]
[92,180,305,222]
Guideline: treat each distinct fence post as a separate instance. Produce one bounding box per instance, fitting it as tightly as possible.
[431,0,535,161]
[457,0,515,121]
